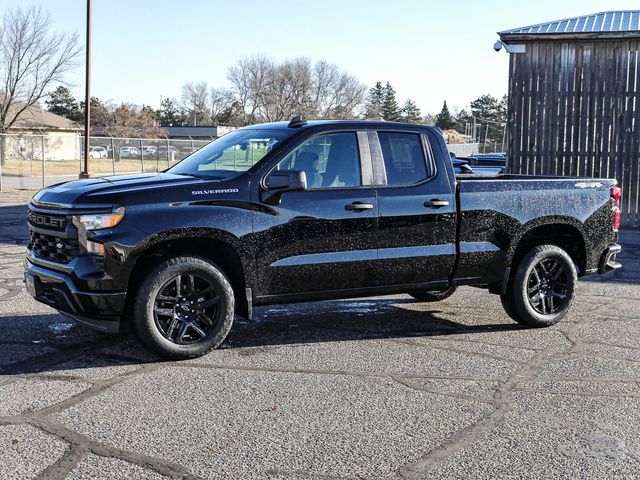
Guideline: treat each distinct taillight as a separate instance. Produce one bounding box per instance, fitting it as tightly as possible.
[611,186,621,231]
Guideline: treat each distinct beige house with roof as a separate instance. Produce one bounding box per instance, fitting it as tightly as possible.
[1,102,80,162]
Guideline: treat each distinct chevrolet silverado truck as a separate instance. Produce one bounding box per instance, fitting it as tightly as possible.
[25,118,622,358]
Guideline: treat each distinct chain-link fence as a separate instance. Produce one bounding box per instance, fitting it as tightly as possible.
[0,134,495,192]
[0,133,213,191]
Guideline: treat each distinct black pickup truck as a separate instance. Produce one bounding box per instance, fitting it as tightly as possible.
[25,118,622,358]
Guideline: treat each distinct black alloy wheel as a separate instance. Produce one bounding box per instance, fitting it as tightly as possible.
[132,256,235,359]
[526,257,569,315]
[501,244,577,328]
[153,273,220,345]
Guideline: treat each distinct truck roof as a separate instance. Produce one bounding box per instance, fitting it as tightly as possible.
[243,119,436,132]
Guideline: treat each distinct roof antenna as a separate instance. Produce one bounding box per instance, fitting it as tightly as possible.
[288,115,307,128]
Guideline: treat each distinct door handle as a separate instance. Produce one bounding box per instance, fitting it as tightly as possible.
[345,201,374,211]
[424,199,450,208]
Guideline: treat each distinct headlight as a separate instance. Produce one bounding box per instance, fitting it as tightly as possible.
[73,207,125,231]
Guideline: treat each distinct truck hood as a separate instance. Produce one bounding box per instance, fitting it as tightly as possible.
[33,173,210,209]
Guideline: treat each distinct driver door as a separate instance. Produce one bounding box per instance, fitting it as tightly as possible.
[252,131,379,297]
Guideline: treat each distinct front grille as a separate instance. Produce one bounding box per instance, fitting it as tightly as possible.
[29,231,79,263]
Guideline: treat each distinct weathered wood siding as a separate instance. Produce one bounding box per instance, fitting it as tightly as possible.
[508,40,640,226]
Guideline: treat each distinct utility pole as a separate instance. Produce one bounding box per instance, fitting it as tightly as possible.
[80,0,92,179]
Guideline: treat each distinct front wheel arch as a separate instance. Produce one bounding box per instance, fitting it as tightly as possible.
[125,234,249,319]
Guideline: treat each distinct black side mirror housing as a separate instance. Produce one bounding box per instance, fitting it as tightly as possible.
[263,170,307,205]
[266,170,307,192]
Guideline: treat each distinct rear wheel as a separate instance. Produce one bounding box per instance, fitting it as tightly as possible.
[408,285,457,302]
[501,244,577,327]
[132,256,234,359]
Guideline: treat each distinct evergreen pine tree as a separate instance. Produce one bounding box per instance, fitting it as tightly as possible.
[364,82,384,119]
[381,82,401,121]
[401,99,422,123]
[46,86,82,122]
[435,101,456,130]
[454,108,474,135]
[157,98,182,126]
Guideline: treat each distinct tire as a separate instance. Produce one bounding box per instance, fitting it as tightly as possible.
[501,244,577,328]
[408,285,457,302]
[132,256,235,359]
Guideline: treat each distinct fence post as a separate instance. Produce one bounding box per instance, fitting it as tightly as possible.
[0,134,3,192]
[140,138,144,172]
[41,134,46,188]
[111,137,115,175]
[166,138,170,168]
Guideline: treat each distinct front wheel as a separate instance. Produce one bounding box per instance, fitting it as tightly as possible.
[501,244,577,327]
[132,256,235,359]
[408,285,457,302]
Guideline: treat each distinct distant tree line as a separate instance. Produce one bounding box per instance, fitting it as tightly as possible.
[435,94,507,143]
[46,88,162,138]
[158,56,368,127]
[45,54,507,144]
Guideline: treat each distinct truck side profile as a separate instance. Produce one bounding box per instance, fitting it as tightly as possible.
[25,119,622,358]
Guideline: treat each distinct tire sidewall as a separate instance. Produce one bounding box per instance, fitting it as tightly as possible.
[133,256,235,358]
[512,245,577,327]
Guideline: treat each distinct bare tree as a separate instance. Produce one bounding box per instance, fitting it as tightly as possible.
[310,61,366,119]
[209,86,233,124]
[0,7,80,131]
[227,54,274,125]
[181,81,209,126]
[0,6,80,163]
[226,56,366,124]
[259,58,313,122]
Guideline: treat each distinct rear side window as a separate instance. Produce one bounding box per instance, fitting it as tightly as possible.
[378,132,432,186]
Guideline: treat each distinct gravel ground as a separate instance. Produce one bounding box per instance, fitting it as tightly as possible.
[1,188,639,479]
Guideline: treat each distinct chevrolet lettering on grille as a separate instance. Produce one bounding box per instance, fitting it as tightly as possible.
[28,212,67,230]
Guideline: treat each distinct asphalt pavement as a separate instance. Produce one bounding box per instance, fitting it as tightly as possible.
[1,188,639,479]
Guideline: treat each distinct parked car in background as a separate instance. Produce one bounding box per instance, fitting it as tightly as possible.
[142,145,158,156]
[450,152,502,175]
[88,146,108,159]
[469,153,507,168]
[452,157,474,174]
[157,145,181,160]
[454,154,506,175]
[119,146,141,159]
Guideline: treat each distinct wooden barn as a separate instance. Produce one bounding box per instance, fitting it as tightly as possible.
[498,11,640,226]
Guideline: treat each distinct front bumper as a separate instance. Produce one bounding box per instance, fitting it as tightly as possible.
[24,257,125,333]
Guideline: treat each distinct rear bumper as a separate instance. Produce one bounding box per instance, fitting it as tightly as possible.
[24,258,124,333]
[598,243,622,274]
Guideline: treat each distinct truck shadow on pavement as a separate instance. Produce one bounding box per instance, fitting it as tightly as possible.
[0,298,525,377]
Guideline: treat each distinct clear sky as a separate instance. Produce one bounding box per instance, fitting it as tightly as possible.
[5,0,640,115]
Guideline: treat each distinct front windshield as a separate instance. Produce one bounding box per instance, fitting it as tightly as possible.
[167,129,294,179]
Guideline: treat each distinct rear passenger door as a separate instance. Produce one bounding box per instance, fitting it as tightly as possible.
[371,130,457,287]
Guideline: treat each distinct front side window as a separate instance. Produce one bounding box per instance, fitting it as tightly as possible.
[277,132,361,189]
[378,132,431,186]
[168,129,294,179]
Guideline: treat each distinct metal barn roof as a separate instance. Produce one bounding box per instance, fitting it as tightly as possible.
[499,11,640,38]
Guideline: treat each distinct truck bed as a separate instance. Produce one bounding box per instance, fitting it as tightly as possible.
[452,174,618,288]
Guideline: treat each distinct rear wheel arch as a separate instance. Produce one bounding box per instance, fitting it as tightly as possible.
[498,221,587,294]
[510,221,586,273]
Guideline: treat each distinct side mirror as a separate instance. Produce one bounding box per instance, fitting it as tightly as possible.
[262,170,307,205]
[266,170,307,192]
